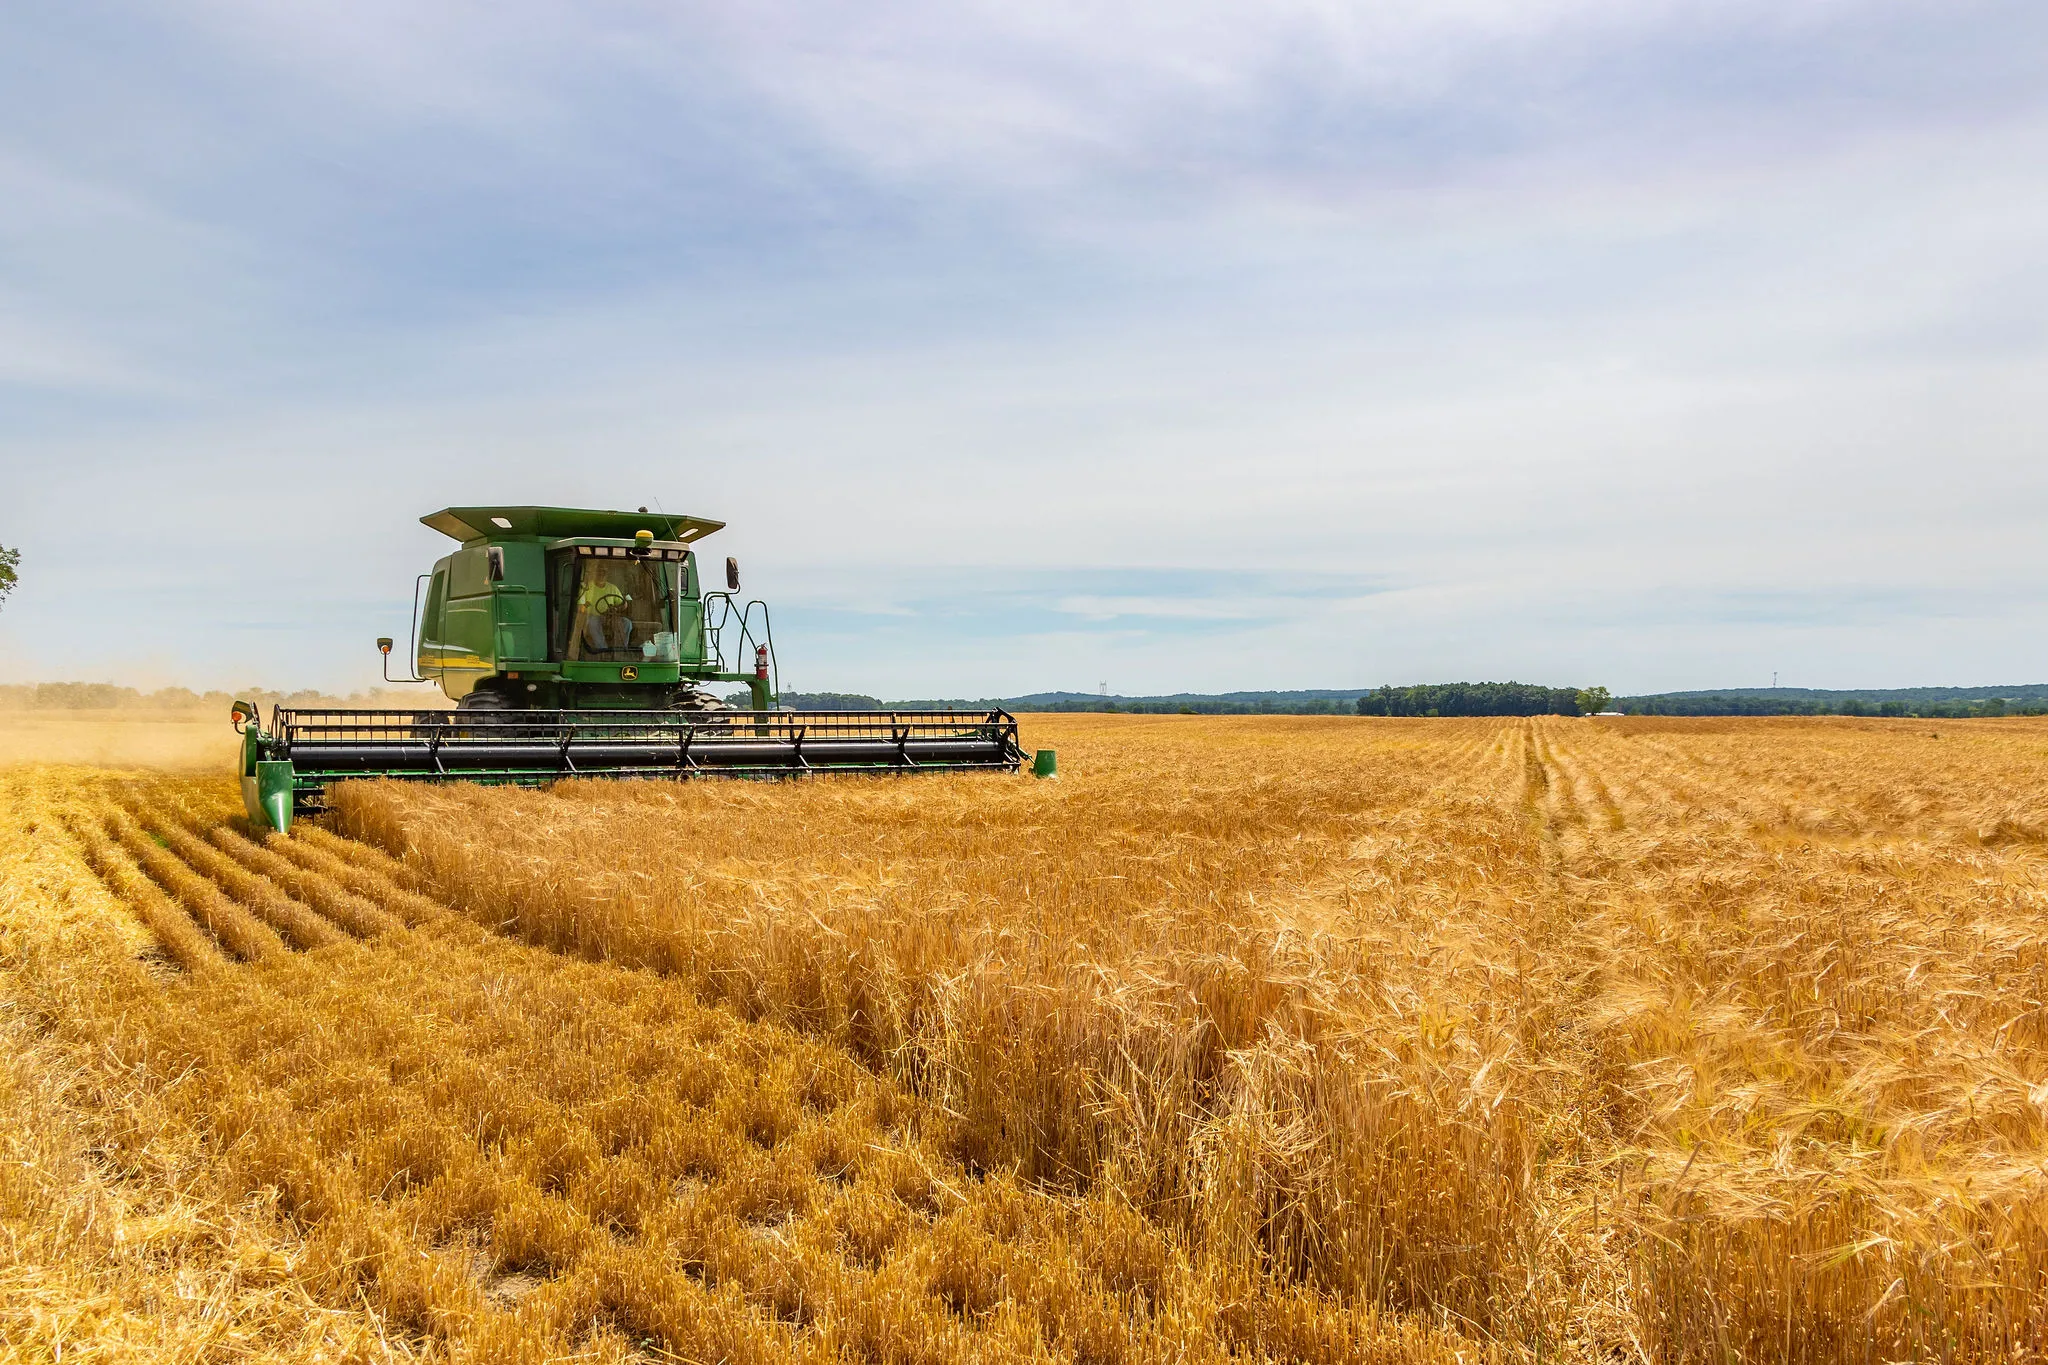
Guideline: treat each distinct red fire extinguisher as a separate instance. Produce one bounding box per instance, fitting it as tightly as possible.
[755,644,770,680]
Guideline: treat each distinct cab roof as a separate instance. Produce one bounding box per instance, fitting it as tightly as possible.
[421,506,725,545]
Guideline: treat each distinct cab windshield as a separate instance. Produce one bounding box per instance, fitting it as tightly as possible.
[562,555,679,662]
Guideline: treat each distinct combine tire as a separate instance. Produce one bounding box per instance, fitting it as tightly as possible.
[454,690,524,738]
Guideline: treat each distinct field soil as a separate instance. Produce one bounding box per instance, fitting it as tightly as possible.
[2,713,2045,1362]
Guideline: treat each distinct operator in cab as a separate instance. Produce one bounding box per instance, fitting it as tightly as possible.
[578,562,634,653]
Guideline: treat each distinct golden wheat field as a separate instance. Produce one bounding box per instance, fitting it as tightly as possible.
[3,712,2047,1363]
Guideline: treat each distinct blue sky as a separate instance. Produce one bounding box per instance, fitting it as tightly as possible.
[2,1,2045,697]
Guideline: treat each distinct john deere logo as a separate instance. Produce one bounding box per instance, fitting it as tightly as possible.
[620,665,638,680]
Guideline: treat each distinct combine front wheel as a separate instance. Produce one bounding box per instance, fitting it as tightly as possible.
[455,689,526,738]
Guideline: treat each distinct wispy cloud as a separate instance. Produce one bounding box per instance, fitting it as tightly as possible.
[2,2,2045,694]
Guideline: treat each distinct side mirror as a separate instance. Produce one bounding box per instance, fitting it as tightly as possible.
[486,546,505,582]
[377,637,393,655]
[725,557,740,592]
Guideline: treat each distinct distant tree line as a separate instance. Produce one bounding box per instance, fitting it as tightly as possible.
[0,682,426,711]
[1619,694,2048,719]
[0,682,239,709]
[752,681,2048,720]
[1356,682,1594,717]
[765,685,1606,717]
[756,691,1364,715]
[772,691,887,711]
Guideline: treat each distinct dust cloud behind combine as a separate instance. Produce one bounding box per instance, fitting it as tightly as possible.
[2,713,2045,1361]
[0,710,241,769]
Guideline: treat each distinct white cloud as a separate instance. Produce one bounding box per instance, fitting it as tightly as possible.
[1,1,2045,695]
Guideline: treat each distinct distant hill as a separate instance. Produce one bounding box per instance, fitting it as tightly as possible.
[772,691,887,711]
[771,681,2048,720]
[0,681,441,712]
[891,683,1593,717]
[751,688,1369,714]
[895,689,1366,715]
[782,686,1565,716]
[1630,685,2048,703]
[1618,685,2048,717]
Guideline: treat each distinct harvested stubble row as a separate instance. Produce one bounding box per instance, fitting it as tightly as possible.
[4,713,2048,1362]
[1,763,1465,1363]
[336,719,1551,1330]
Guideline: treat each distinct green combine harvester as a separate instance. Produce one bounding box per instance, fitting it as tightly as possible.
[234,506,1023,832]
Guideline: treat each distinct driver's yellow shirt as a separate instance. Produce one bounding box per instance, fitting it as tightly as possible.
[579,578,626,614]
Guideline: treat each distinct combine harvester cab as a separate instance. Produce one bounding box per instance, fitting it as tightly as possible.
[236,505,1023,832]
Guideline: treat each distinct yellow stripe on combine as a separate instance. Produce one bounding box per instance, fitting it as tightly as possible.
[419,648,493,671]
